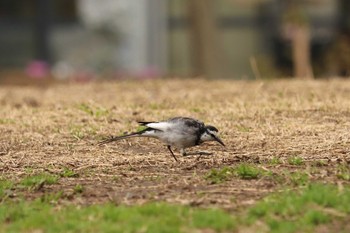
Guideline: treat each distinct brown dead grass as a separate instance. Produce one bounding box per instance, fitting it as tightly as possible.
[0,78,349,208]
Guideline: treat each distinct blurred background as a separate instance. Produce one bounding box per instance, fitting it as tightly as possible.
[0,0,349,82]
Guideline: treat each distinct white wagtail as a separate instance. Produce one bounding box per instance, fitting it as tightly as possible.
[99,117,225,161]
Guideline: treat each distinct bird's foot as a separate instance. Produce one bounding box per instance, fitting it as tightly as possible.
[182,151,212,156]
[182,151,213,157]
[198,151,213,156]
[195,151,213,161]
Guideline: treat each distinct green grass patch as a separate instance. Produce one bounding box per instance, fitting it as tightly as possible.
[205,163,264,183]
[235,124,251,132]
[60,168,79,178]
[77,103,110,118]
[190,107,203,113]
[0,118,15,124]
[289,171,309,186]
[77,103,94,115]
[0,202,235,233]
[69,124,98,140]
[136,125,147,132]
[39,192,63,204]
[148,103,164,110]
[205,166,235,184]
[235,163,262,180]
[73,184,84,194]
[336,165,350,181]
[268,157,282,165]
[247,183,350,232]
[313,160,327,167]
[0,178,14,200]
[19,173,59,190]
[287,156,304,166]
[69,124,85,140]
[1,184,349,233]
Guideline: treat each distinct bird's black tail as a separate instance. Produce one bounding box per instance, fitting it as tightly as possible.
[137,121,155,126]
[98,128,151,145]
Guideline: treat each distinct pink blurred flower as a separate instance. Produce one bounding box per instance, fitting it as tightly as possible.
[25,60,50,79]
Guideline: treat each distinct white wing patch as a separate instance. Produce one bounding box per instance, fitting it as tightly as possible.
[146,122,172,131]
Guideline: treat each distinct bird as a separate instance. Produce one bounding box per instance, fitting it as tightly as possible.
[98,117,225,161]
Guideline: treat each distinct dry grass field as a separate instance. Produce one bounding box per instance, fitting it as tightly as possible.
[1,78,350,231]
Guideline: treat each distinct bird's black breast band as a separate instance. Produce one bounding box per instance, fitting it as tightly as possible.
[195,127,206,145]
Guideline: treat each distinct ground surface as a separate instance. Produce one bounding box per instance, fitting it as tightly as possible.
[0,79,350,211]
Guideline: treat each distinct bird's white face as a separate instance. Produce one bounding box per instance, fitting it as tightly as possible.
[200,130,217,142]
[200,128,225,146]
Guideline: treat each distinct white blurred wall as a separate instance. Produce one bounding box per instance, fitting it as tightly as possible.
[53,0,168,78]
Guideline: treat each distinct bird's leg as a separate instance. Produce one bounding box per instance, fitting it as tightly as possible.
[167,145,178,162]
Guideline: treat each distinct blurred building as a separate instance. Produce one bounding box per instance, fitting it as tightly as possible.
[0,0,349,79]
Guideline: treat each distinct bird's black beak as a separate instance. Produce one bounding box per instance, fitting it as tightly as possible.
[214,135,225,147]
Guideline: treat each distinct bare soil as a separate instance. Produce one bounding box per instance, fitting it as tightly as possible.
[0,79,349,209]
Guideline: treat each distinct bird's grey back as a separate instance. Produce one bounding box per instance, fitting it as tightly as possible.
[167,117,205,142]
[167,117,205,129]
[156,117,203,148]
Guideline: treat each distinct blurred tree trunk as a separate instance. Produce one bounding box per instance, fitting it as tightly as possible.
[284,1,313,79]
[291,25,313,79]
[35,0,52,64]
[330,0,350,76]
[187,0,225,78]
[339,0,350,33]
